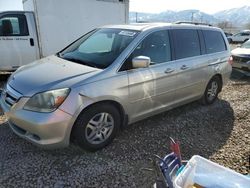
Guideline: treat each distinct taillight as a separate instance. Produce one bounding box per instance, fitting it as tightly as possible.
[228,56,233,65]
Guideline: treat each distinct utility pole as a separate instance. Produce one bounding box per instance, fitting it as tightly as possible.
[191,12,195,22]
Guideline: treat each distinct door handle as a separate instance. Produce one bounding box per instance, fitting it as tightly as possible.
[30,38,34,46]
[180,65,189,70]
[164,68,174,73]
[209,59,221,66]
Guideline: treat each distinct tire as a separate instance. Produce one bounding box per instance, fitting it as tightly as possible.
[72,104,121,151]
[201,76,221,105]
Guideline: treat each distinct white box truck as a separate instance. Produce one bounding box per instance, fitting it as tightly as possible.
[0,0,129,71]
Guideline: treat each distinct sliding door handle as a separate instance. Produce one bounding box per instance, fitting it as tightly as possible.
[180,65,189,70]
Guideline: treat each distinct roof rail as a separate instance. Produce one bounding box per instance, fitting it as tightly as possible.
[175,21,212,27]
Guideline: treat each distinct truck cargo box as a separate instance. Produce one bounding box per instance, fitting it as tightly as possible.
[23,0,129,57]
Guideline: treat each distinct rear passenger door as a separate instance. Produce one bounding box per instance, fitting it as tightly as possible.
[171,29,207,103]
[202,29,229,80]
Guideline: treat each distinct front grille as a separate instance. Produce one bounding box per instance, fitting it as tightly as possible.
[11,123,27,135]
[233,55,250,64]
[2,84,22,107]
[5,92,18,106]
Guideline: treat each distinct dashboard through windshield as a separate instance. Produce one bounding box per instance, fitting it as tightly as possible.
[59,28,139,69]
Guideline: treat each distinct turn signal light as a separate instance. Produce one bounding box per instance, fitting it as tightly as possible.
[228,56,233,65]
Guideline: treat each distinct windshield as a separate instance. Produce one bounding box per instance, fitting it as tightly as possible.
[241,40,250,49]
[59,28,139,69]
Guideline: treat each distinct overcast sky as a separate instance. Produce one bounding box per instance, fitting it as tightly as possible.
[0,0,250,14]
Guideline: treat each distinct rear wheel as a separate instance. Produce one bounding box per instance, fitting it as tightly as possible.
[201,76,221,105]
[72,104,121,151]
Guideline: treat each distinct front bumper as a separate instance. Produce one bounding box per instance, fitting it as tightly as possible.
[0,89,74,149]
[232,55,250,72]
[232,62,250,72]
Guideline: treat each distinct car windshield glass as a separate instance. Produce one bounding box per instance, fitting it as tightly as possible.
[59,28,139,69]
[241,40,250,48]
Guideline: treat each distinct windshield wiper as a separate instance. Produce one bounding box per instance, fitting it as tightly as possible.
[57,52,62,57]
[62,57,98,68]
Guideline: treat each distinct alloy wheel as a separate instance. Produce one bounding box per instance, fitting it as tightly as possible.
[85,113,114,145]
[207,81,218,102]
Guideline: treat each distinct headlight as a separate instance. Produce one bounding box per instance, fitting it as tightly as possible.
[24,88,70,113]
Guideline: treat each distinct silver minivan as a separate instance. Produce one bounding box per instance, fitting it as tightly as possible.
[0,23,232,151]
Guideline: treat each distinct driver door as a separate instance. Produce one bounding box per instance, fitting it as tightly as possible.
[0,13,39,71]
[121,30,177,121]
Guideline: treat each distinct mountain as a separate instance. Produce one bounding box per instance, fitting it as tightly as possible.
[129,6,250,26]
[130,10,218,24]
[214,6,250,25]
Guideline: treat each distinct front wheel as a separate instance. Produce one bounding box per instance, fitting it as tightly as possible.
[201,76,221,105]
[72,104,121,151]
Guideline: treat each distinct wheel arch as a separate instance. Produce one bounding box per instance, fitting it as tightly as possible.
[213,74,223,92]
[69,100,128,141]
[206,74,223,92]
[82,100,127,126]
[200,73,223,105]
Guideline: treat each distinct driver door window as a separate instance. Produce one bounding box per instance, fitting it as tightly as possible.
[0,14,29,36]
[121,30,171,71]
[133,30,171,64]
[123,30,176,120]
[0,14,38,71]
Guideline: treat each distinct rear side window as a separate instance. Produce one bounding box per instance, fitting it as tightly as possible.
[203,30,226,54]
[172,29,201,59]
[241,33,250,36]
[0,14,29,36]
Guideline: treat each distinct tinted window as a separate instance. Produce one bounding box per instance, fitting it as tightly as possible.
[0,14,29,36]
[135,30,171,62]
[139,30,171,64]
[120,30,171,71]
[172,29,201,59]
[242,33,250,36]
[203,30,226,54]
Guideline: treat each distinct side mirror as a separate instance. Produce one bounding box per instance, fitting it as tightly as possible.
[132,56,151,69]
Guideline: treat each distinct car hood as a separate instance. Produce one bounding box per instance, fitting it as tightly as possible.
[231,48,250,56]
[8,55,100,96]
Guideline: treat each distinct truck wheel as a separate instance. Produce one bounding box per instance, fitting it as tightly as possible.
[72,104,121,151]
[201,76,221,105]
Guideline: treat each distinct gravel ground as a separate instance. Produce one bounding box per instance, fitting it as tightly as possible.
[0,72,249,188]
